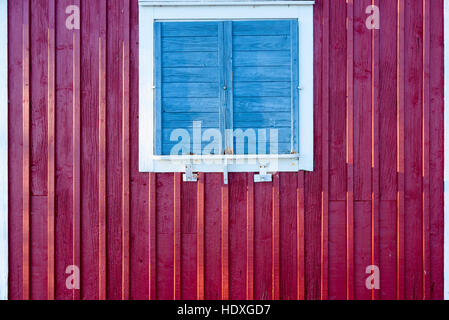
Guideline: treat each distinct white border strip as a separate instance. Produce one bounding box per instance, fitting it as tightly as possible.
[444,0,449,301]
[139,2,314,173]
[0,0,8,301]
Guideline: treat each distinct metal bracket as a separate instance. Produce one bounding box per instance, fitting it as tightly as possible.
[254,164,272,183]
[183,164,198,182]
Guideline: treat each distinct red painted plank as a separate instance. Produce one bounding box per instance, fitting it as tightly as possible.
[129,0,150,301]
[121,0,131,300]
[272,173,280,300]
[304,0,323,301]
[181,179,196,300]
[149,173,157,300]
[429,0,445,300]
[346,0,354,301]
[354,201,371,300]
[197,174,205,300]
[279,173,297,300]
[254,180,273,300]
[380,201,397,300]
[321,0,330,301]
[404,0,423,300]
[106,0,123,300]
[354,0,373,202]
[328,201,346,300]
[379,0,398,300]
[22,0,30,301]
[47,0,55,300]
[156,174,175,300]
[28,0,49,302]
[229,173,246,300]
[371,0,381,301]
[422,0,431,300]
[80,0,100,300]
[246,173,254,300]
[397,0,406,301]
[297,172,305,300]
[204,174,222,300]
[329,0,347,202]
[221,180,229,300]
[98,33,107,301]
[72,0,81,301]
[174,173,182,300]
[8,0,25,301]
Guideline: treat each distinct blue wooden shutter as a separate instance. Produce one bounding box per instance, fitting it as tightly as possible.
[155,21,224,155]
[230,20,299,155]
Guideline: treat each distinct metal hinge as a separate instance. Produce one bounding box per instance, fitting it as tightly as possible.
[183,164,198,182]
[254,165,272,183]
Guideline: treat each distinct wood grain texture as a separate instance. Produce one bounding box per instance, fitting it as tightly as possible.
[5,0,445,301]
[47,0,55,300]
[22,0,30,300]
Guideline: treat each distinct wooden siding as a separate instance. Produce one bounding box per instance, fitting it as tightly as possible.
[7,0,444,300]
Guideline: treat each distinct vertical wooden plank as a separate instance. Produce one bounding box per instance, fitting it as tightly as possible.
[122,0,131,301]
[98,25,107,301]
[149,173,157,300]
[174,173,182,300]
[346,0,355,301]
[129,0,150,300]
[297,172,305,300]
[246,173,254,300]
[204,174,222,300]
[379,0,398,300]
[47,0,55,301]
[197,173,205,300]
[321,0,330,301]
[422,0,431,300]
[8,0,24,301]
[72,0,81,301]
[0,0,7,301]
[221,181,229,300]
[430,0,444,300]
[304,0,323,300]
[397,0,406,301]
[404,0,424,300]
[22,0,30,301]
[229,173,246,300]
[279,173,297,300]
[223,22,233,153]
[372,0,381,301]
[272,174,280,300]
[291,19,300,152]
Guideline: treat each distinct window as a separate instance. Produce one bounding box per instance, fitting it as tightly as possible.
[139,0,314,174]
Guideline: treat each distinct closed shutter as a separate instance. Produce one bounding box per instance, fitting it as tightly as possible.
[154,20,299,156]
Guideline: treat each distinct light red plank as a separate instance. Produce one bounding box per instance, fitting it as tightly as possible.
[371,0,381,301]
[22,0,30,301]
[397,0,406,301]
[321,0,330,301]
[174,173,182,300]
[221,180,229,300]
[346,0,354,301]
[247,173,254,300]
[149,173,157,300]
[122,0,131,301]
[197,173,205,300]
[47,0,55,300]
[272,173,280,300]
[297,172,305,300]
[422,0,431,300]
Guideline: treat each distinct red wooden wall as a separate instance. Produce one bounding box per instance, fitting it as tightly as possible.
[7,0,445,300]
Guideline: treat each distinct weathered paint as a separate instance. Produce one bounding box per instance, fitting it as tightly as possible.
[0,0,7,301]
[6,0,445,300]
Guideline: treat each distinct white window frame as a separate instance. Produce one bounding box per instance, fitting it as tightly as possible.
[0,0,7,301]
[139,0,314,173]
